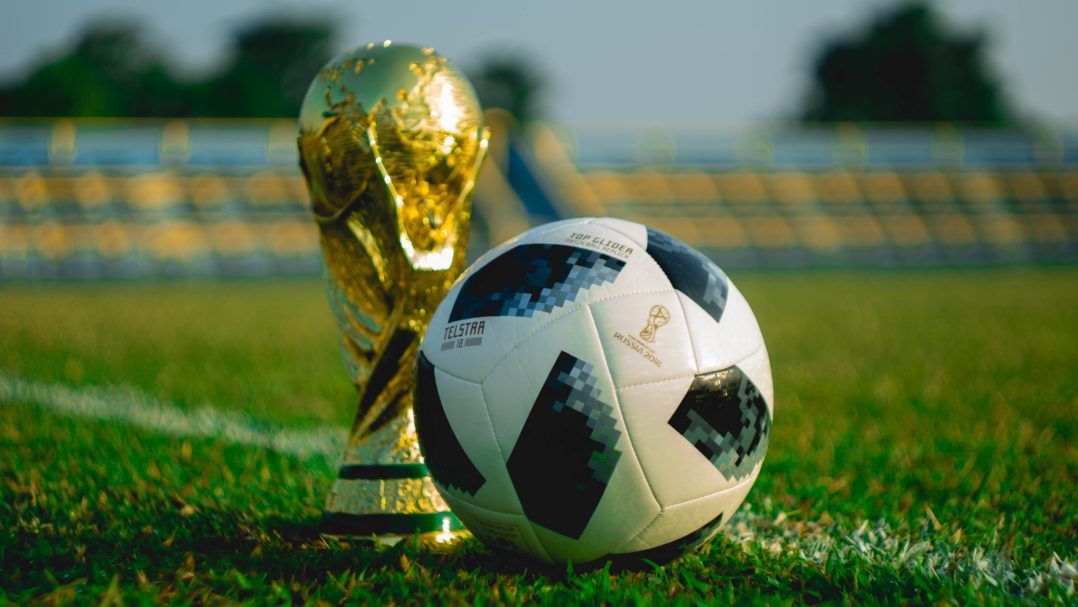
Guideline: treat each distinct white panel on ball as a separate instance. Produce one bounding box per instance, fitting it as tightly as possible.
[677,282,764,373]
[479,310,602,456]
[429,368,522,514]
[588,291,697,387]
[421,313,542,384]
[587,216,649,247]
[480,305,659,563]
[615,376,738,505]
[440,493,552,562]
[618,472,757,552]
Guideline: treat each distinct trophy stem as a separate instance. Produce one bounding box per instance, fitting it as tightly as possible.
[321,328,464,541]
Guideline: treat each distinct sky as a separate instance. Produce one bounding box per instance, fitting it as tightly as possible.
[2,0,1076,125]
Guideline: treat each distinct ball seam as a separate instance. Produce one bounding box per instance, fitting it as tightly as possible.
[583,304,663,512]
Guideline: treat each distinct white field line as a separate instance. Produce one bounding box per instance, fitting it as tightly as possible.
[1,374,1074,596]
[725,501,1076,597]
[0,373,346,460]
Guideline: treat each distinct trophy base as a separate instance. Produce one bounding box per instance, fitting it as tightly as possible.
[321,462,466,544]
[320,511,467,545]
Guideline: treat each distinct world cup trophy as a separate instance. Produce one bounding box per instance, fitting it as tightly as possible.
[297,42,489,540]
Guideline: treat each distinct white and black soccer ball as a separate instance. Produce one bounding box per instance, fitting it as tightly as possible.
[413,217,773,564]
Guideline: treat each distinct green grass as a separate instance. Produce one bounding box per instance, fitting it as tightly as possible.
[2,270,1076,605]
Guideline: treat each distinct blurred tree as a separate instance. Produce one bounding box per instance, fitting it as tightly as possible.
[801,1,1012,124]
[469,54,545,125]
[0,20,188,116]
[204,18,335,117]
[0,16,335,117]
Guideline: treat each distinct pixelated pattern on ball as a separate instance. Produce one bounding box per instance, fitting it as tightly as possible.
[414,352,487,495]
[507,351,623,539]
[449,244,626,322]
[645,227,729,323]
[668,366,770,482]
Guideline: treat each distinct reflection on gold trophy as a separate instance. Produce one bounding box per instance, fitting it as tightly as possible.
[297,41,489,540]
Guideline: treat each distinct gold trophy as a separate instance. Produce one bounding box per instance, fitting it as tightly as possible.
[297,42,489,540]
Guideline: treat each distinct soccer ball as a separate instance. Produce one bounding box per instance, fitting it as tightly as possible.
[413,217,772,564]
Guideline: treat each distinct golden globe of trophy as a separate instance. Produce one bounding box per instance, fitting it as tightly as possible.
[297,41,489,540]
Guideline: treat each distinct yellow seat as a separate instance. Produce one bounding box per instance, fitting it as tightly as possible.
[716,171,767,206]
[767,172,815,208]
[859,172,907,207]
[904,171,954,206]
[142,221,210,261]
[813,170,862,208]
[668,171,720,205]
[954,172,1003,209]
[127,172,185,211]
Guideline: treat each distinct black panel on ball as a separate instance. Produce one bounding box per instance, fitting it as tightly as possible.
[668,365,770,482]
[449,243,625,322]
[507,351,622,539]
[644,227,729,324]
[413,352,486,496]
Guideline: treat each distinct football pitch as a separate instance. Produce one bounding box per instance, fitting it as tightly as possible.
[2,269,1075,605]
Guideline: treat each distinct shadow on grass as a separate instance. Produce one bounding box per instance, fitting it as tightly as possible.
[5,498,1027,604]
[6,502,552,588]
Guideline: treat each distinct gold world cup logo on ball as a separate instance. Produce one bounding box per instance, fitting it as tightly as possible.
[297,41,489,540]
[639,304,671,343]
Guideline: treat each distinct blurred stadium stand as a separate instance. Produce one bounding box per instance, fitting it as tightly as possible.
[1,117,1075,280]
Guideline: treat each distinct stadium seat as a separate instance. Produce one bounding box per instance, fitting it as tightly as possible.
[2,120,1075,277]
